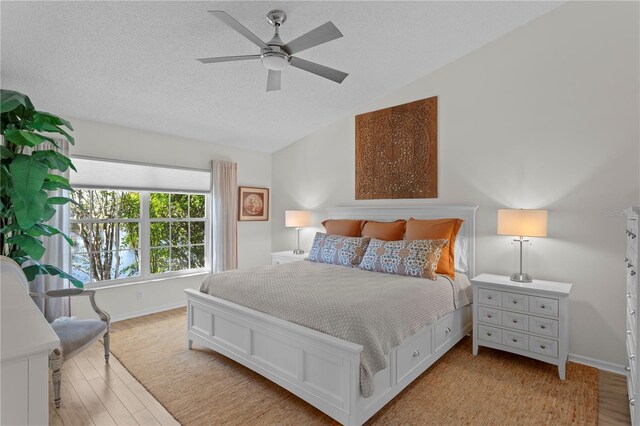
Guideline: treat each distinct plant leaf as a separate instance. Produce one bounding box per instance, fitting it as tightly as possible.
[0,90,34,113]
[9,154,49,228]
[0,146,14,159]
[26,223,73,245]
[26,121,75,145]
[21,263,83,288]
[32,150,77,172]
[7,234,45,260]
[47,196,75,205]
[32,111,73,131]
[3,129,54,148]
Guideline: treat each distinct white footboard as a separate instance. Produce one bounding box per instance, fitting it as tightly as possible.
[186,289,471,426]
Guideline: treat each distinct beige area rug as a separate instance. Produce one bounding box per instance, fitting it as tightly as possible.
[109,308,598,425]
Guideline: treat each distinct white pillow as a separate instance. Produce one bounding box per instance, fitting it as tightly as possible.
[454,235,468,273]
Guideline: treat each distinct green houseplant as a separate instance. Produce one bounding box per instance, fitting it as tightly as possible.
[1,89,82,287]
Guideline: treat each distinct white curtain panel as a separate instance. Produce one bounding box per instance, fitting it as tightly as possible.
[28,138,71,321]
[210,160,238,272]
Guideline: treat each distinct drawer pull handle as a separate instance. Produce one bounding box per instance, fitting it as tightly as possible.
[487,314,492,318]
[540,325,546,329]
[630,354,635,361]
[513,300,518,304]
[632,310,637,316]
[540,305,546,309]
[540,345,546,349]
[628,330,633,335]
[632,271,637,276]
[487,296,492,300]
[445,327,451,334]
[413,350,420,358]
[512,319,518,323]
[631,398,635,406]
[629,263,634,268]
[628,293,633,298]
[632,233,637,239]
[487,332,492,337]
[627,366,632,372]
[512,338,518,343]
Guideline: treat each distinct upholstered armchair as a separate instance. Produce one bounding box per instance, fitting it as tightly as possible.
[32,288,111,408]
[0,256,111,408]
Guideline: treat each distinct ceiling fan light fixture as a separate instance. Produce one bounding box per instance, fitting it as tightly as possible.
[261,51,290,70]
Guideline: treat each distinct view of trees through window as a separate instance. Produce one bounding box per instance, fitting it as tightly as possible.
[70,189,206,284]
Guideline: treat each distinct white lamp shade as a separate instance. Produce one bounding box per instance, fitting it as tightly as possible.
[497,209,548,237]
[285,210,312,228]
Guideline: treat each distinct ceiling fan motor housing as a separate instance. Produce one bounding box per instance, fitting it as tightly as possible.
[261,47,290,70]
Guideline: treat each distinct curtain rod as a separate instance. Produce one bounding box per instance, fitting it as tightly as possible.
[71,154,211,173]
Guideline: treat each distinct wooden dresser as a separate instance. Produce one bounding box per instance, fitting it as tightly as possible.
[626,207,639,424]
[1,257,59,425]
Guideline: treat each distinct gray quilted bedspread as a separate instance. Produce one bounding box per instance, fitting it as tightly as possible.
[200,261,472,397]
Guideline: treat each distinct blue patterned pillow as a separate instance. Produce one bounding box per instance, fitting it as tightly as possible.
[358,238,448,280]
[308,232,371,267]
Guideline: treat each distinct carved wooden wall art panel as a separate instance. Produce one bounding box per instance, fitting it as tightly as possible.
[355,96,437,200]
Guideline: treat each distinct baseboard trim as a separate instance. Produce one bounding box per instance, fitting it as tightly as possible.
[569,353,626,375]
[110,301,187,322]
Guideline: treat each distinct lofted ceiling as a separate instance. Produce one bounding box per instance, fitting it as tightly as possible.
[1,1,562,153]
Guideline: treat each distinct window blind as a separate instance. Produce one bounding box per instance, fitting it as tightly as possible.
[70,156,211,194]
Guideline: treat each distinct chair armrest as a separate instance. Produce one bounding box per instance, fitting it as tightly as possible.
[31,289,111,324]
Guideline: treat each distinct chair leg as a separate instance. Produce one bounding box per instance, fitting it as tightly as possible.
[49,348,63,409]
[103,332,110,363]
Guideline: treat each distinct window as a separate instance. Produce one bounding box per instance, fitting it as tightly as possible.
[149,193,206,274]
[70,189,208,286]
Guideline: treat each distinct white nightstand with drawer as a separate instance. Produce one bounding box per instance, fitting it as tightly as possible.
[271,251,308,265]
[472,273,572,379]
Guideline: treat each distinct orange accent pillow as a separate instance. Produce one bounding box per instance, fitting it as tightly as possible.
[362,220,406,241]
[321,219,364,237]
[405,218,464,278]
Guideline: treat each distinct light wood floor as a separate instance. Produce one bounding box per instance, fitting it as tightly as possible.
[50,310,632,426]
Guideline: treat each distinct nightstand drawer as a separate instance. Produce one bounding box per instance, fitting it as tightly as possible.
[529,316,559,338]
[478,288,501,307]
[502,329,528,351]
[530,336,558,358]
[529,296,558,317]
[502,310,529,332]
[478,324,501,344]
[478,306,501,326]
[502,292,529,312]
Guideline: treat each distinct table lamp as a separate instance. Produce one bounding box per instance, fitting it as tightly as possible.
[285,210,312,254]
[497,209,548,283]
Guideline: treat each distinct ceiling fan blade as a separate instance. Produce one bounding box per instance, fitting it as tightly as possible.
[197,55,261,64]
[290,57,348,84]
[266,70,281,92]
[284,21,343,55]
[208,10,269,49]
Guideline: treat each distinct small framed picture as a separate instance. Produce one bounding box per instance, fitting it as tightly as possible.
[238,186,269,221]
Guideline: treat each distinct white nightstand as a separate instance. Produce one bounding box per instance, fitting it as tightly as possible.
[471,273,572,379]
[271,251,308,265]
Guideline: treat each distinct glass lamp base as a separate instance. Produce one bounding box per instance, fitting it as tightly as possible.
[510,272,532,283]
[292,249,305,255]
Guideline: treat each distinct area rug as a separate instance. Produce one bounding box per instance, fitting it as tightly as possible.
[109,308,598,425]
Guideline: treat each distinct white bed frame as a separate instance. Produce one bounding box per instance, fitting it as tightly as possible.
[185,206,478,426]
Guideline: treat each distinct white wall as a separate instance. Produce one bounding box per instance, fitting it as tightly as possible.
[68,118,272,320]
[271,2,640,366]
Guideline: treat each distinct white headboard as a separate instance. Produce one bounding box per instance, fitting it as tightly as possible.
[328,205,479,279]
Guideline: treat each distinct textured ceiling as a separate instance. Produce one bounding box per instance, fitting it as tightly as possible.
[1,1,562,153]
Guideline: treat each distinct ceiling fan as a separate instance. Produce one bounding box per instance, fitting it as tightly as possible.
[197,10,348,92]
